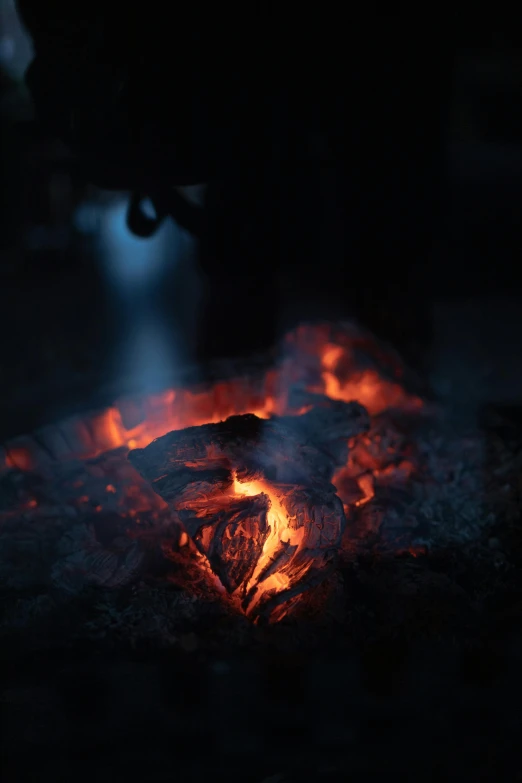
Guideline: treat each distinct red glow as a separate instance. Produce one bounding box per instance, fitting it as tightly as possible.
[2,325,421,473]
[2,323,423,621]
[5,448,33,472]
[321,342,421,415]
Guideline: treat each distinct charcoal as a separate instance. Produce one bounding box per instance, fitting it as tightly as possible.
[130,402,368,488]
[4,436,52,473]
[0,469,46,512]
[277,399,370,467]
[128,404,367,619]
[182,494,271,593]
[54,416,96,458]
[33,426,72,461]
[1,319,512,642]
[242,487,346,618]
[278,397,370,442]
[151,466,233,505]
[52,524,144,593]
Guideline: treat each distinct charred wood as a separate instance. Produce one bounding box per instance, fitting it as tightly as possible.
[129,403,368,619]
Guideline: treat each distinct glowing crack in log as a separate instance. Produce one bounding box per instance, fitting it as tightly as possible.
[129,401,369,621]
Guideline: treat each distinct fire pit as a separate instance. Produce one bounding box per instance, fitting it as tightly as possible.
[1,321,506,633]
[2,320,522,782]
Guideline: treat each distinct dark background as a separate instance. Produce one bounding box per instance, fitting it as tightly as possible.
[1,5,522,437]
[2,7,522,782]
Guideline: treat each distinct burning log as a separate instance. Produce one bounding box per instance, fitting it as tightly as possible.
[129,401,369,620]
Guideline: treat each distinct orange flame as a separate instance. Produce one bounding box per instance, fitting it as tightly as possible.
[2,324,423,620]
[232,476,298,612]
[321,343,420,415]
[2,325,421,474]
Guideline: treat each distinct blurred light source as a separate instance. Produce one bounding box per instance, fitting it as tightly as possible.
[99,198,178,289]
[0,0,33,81]
[91,193,197,394]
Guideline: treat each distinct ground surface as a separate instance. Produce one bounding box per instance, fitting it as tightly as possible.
[1,405,522,782]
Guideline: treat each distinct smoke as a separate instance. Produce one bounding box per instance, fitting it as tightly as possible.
[95,194,198,394]
[0,0,32,82]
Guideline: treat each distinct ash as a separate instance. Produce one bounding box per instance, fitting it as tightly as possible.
[0,397,517,641]
[1,367,522,783]
[0,313,517,632]
[367,408,492,551]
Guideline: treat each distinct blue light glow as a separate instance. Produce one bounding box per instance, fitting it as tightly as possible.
[99,199,174,289]
[95,194,197,395]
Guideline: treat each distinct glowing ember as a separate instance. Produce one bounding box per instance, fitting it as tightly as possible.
[1,322,423,621]
[233,475,296,606]
[128,404,369,620]
[2,323,420,474]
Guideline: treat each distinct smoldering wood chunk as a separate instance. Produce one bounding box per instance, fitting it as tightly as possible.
[282,486,347,551]
[243,486,346,617]
[151,465,232,505]
[130,402,368,488]
[32,427,71,461]
[56,416,96,458]
[4,436,51,472]
[349,416,412,474]
[279,397,369,444]
[277,399,370,468]
[129,405,367,616]
[179,493,270,593]
[54,543,144,592]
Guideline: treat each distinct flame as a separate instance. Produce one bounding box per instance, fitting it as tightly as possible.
[320,342,420,415]
[1,323,424,621]
[232,475,297,612]
[2,324,421,473]
[5,448,33,471]
[88,385,276,458]
[173,473,310,619]
[355,473,375,506]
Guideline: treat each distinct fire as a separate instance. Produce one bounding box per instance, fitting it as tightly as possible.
[5,448,33,472]
[84,384,275,458]
[354,473,375,506]
[2,324,420,472]
[1,323,423,621]
[232,475,300,614]
[320,342,420,415]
